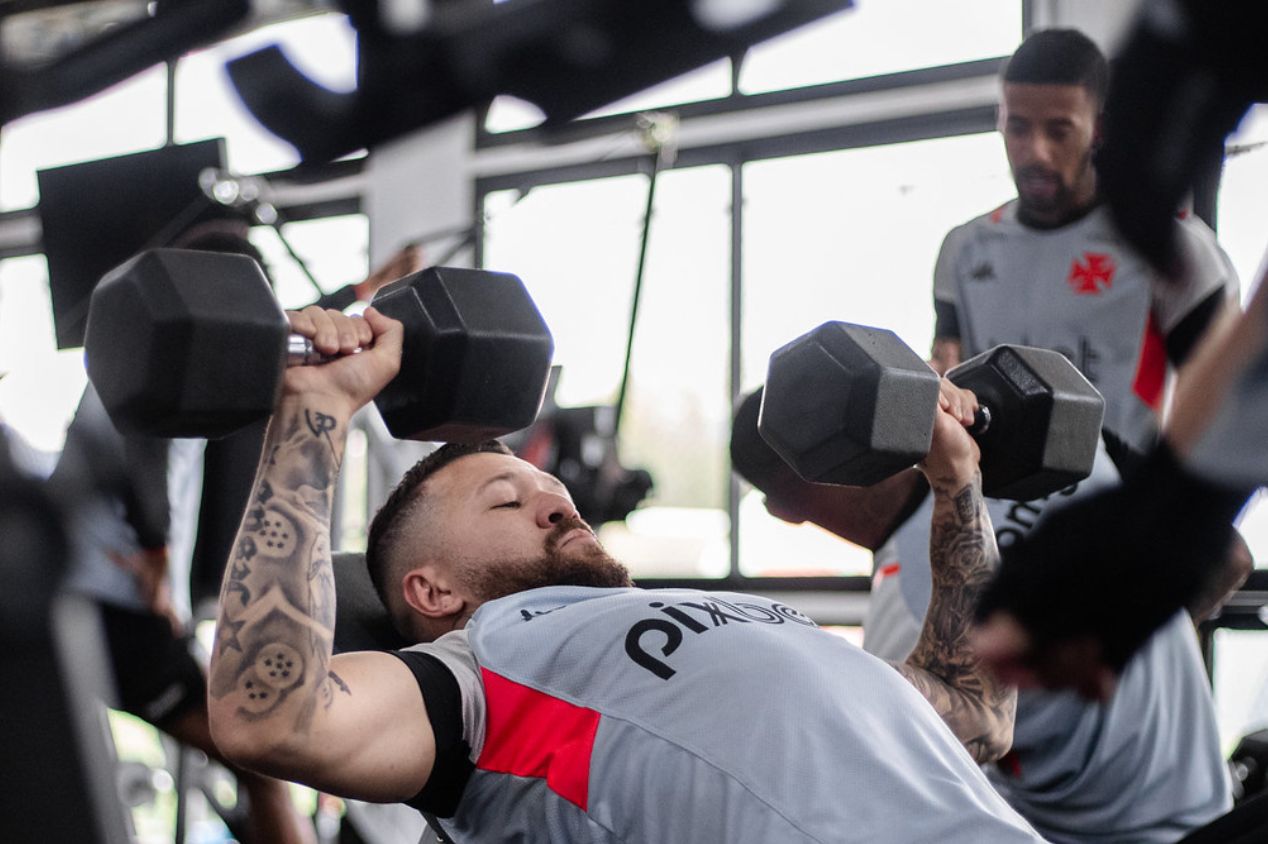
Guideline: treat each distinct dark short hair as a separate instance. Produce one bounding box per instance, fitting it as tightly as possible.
[1003,29,1108,106]
[364,440,513,618]
[729,388,798,495]
[170,219,272,284]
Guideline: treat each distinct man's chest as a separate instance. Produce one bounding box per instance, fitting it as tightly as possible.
[954,231,1156,372]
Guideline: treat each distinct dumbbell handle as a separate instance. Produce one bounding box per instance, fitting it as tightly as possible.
[286,334,343,366]
[968,405,992,436]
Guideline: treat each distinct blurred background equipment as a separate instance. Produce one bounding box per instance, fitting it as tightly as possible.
[0,0,250,128]
[1230,728,1268,805]
[517,401,654,526]
[0,432,132,842]
[37,139,238,348]
[226,0,851,162]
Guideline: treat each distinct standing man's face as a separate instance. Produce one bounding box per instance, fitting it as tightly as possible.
[999,82,1101,226]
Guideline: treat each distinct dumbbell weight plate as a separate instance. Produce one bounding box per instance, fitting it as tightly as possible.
[758,321,942,486]
[85,249,289,439]
[371,266,555,443]
[757,321,1105,501]
[947,345,1104,500]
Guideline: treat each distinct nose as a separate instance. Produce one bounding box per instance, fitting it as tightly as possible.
[1017,132,1052,168]
[535,490,578,529]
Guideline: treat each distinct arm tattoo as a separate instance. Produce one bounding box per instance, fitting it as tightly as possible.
[893,475,1016,762]
[210,405,352,733]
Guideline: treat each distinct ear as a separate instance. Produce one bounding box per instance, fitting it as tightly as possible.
[401,566,466,621]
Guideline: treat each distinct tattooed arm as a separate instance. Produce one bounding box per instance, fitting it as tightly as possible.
[890,381,1016,763]
[207,306,437,801]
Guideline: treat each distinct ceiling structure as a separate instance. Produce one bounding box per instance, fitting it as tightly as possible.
[0,0,323,67]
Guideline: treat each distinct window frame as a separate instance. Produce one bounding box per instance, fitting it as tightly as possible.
[473,55,1008,588]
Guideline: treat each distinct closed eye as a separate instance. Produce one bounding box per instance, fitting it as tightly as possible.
[494,501,522,510]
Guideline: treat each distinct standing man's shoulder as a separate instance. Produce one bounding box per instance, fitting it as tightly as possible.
[1148,211,1240,363]
[935,201,1024,289]
[944,200,1022,248]
[933,200,1020,368]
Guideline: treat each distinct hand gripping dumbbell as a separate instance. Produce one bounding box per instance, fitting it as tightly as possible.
[83,248,555,442]
[757,321,1105,501]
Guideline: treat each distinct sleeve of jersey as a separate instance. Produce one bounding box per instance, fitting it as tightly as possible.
[392,641,485,818]
[932,224,967,338]
[121,434,172,549]
[1152,216,1240,335]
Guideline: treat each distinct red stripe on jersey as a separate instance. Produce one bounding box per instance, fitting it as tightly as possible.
[990,205,1006,223]
[873,563,900,584]
[476,668,599,811]
[1132,311,1167,411]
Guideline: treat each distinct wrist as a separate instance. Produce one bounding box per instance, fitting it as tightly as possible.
[922,459,980,497]
[277,384,360,421]
[274,393,358,447]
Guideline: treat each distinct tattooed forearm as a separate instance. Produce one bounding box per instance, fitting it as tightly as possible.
[210,402,353,738]
[893,474,1016,762]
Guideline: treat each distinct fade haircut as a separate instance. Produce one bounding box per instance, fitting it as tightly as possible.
[365,440,513,627]
[1003,28,1109,108]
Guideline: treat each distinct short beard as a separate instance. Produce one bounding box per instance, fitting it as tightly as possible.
[1014,151,1094,225]
[459,516,633,603]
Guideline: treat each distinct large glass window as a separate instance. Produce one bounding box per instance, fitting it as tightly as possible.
[0,255,87,453]
[742,133,1014,385]
[1213,628,1268,754]
[175,12,358,175]
[1218,105,1268,298]
[738,0,1022,94]
[0,65,167,210]
[483,165,732,577]
[248,214,370,310]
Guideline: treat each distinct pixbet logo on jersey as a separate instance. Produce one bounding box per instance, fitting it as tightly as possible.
[1068,252,1116,295]
[624,595,817,680]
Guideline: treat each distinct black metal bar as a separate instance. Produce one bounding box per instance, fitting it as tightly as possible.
[476,57,1007,150]
[173,744,188,844]
[270,216,326,298]
[635,575,871,592]
[728,156,744,578]
[613,155,660,436]
[165,60,177,146]
[474,105,998,194]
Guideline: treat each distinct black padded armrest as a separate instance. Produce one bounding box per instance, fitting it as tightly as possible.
[332,551,409,653]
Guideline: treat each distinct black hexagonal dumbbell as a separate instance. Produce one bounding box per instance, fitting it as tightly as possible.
[83,248,555,443]
[757,321,1105,500]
